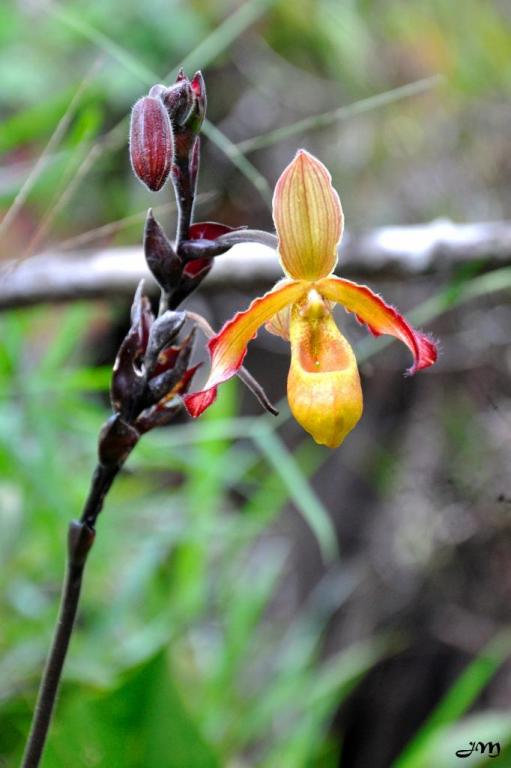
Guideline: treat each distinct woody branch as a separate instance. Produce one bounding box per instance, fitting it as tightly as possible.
[2,219,511,310]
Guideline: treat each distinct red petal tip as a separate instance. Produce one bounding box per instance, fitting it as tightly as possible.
[405,333,438,375]
[182,386,217,417]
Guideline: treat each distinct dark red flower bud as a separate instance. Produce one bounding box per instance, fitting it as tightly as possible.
[111,282,153,418]
[134,398,182,434]
[135,331,199,435]
[167,222,238,308]
[130,96,173,191]
[146,328,195,403]
[144,310,186,374]
[144,209,181,292]
[162,80,194,126]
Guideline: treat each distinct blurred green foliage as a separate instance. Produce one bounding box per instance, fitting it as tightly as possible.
[1,278,510,765]
[0,304,387,766]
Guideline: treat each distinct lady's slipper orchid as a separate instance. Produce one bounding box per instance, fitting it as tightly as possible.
[184,150,437,448]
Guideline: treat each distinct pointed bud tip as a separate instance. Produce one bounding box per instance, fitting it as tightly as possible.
[293,148,318,168]
[162,80,194,125]
[191,71,205,96]
[144,208,160,236]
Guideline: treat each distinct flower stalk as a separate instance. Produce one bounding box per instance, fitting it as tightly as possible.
[20,69,276,768]
[21,521,95,768]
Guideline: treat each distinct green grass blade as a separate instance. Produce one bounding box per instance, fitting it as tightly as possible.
[236,74,443,154]
[261,638,393,768]
[25,103,103,256]
[174,0,276,77]
[202,119,272,206]
[392,631,511,768]
[427,711,511,768]
[38,304,93,374]
[0,60,101,239]
[243,438,327,525]
[47,2,158,85]
[252,426,338,562]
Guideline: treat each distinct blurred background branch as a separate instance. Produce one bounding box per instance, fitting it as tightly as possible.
[2,219,511,308]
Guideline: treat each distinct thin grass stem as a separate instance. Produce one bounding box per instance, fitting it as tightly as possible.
[0,58,102,239]
[236,75,443,154]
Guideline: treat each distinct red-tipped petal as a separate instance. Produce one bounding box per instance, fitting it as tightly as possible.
[317,276,437,374]
[183,279,306,417]
[184,385,218,417]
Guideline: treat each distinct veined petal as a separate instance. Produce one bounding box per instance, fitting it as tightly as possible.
[316,276,437,374]
[265,304,291,340]
[273,150,343,281]
[264,278,294,340]
[287,304,363,448]
[183,279,307,417]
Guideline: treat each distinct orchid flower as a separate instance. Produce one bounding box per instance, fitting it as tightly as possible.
[184,150,437,448]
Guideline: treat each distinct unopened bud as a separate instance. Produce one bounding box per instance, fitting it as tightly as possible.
[185,71,207,135]
[168,257,213,308]
[146,328,195,404]
[190,71,205,100]
[130,96,173,191]
[111,282,153,418]
[162,80,194,126]
[144,209,182,292]
[144,310,186,374]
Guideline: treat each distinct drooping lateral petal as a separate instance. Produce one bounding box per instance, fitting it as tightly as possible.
[273,150,343,281]
[287,305,363,448]
[316,276,437,374]
[183,279,307,417]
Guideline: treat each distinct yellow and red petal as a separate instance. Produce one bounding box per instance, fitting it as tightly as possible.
[273,150,343,281]
[316,276,437,374]
[287,303,363,448]
[183,279,307,417]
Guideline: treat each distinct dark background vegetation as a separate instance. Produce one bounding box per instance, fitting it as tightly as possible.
[1,1,511,766]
